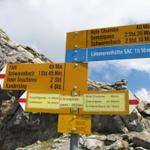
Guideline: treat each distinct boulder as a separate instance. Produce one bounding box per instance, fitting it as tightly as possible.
[132,132,150,149]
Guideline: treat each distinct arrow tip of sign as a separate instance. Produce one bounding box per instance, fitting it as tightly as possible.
[18,91,27,111]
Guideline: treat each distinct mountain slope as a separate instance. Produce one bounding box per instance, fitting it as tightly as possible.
[0,29,58,150]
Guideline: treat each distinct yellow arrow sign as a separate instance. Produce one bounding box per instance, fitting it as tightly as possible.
[66,23,150,50]
[1,63,88,93]
[58,114,91,134]
[25,91,83,114]
[80,90,129,115]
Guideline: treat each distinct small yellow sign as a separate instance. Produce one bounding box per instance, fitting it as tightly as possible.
[26,92,83,114]
[66,23,150,50]
[3,63,88,93]
[80,90,129,115]
[27,93,60,109]
[58,114,91,134]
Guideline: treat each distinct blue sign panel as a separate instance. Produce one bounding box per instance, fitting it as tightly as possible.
[65,49,86,62]
[65,44,150,62]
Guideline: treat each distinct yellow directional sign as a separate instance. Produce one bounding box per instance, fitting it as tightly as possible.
[25,90,129,115]
[25,91,83,114]
[2,63,88,92]
[58,114,91,134]
[80,90,129,115]
[66,23,150,50]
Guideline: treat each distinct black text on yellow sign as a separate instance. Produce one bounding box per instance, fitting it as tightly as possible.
[2,63,88,92]
[66,23,150,50]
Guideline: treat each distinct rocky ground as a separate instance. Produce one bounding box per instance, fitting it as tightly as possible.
[1,29,150,150]
[16,131,150,150]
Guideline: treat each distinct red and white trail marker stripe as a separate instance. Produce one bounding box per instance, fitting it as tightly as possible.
[18,91,27,111]
[129,90,139,113]
[0,74,5,78]
[0,65,7,88]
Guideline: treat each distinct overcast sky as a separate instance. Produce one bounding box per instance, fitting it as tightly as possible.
[0,0,150,61]
[0,0,150,101]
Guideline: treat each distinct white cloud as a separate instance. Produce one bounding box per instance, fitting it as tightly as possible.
[135,88,150,103]
[89,58,150,80]
[0,0,150,61]
[112,59,150,75]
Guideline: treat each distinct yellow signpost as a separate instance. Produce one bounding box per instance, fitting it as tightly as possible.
[58,114,91,134]
[66,23,150,50]
[2,63,88,92]
[0,22,136,149]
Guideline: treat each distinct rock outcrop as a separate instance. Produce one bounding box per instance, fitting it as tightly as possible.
[0,29,50,65]
[89,80,150,134]
[0,29,59,150]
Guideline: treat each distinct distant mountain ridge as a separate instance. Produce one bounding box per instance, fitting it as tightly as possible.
[0,29,51,66]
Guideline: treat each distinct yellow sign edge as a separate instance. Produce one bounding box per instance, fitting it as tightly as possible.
[66,22,150,34]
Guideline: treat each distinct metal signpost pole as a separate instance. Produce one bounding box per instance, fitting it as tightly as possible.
[70,134,79,150]
[70,84,80,150]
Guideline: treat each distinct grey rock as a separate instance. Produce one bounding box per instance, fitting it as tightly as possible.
[132,132,150,149]
[92,115,129,134]
[115,79,128,86]
[129,147,135,150]
[98,135,107,141]
[88,80,128,91]
[84,138,104,150]
[0,29,51,65]
[7,50,17,56]
[0,29,57,150]
[121,133,134,143]
[137,101,146,113]
[106,140,129,150]
[143,109,150,115]
[113,116,129,133]
[106,134,122,142]
[135,147,148,150]
[121,110,144,132]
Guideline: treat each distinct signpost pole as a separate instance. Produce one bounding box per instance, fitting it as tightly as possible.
[70,85,80,150]
[70,134,79,150]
